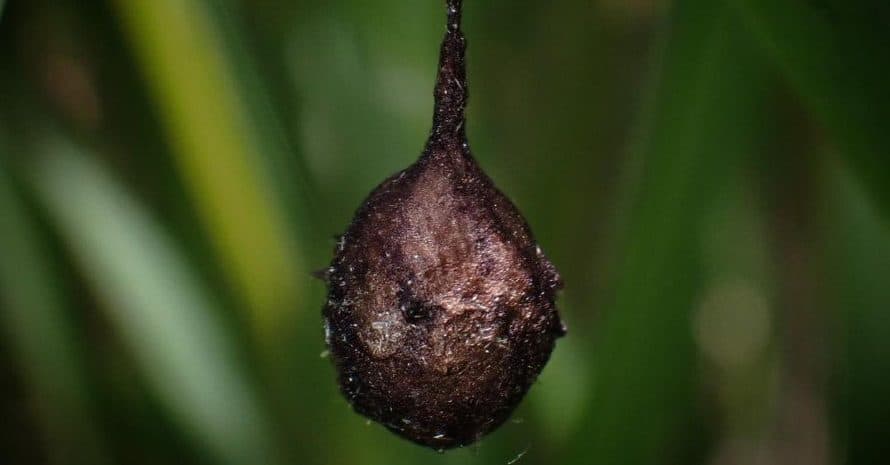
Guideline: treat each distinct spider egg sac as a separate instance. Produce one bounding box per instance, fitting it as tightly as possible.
[322,0,565,449]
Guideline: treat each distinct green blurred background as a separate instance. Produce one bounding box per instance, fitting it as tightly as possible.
[0,0,888,464]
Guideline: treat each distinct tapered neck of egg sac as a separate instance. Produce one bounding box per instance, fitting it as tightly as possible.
[426,0,469,155]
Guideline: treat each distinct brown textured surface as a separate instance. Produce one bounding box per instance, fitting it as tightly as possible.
[322,0,565,449]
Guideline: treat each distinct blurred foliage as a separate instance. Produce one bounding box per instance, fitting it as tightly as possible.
[0,1,887,464]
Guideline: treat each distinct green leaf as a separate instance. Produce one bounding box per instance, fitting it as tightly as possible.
[31,141,282,465]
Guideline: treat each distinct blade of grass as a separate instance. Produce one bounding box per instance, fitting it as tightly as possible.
[0,149,109,465]
[825,165,890,464]
[108,0,304,339]
[201,0,322,259]
[728,0,890,221]
[565,1,770,463]
[136,3,327,457]
[31,140,282,465]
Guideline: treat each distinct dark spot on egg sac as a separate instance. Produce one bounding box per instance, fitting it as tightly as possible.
[322,0,565,450]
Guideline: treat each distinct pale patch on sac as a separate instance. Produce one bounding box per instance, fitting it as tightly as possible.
[359,309,406,358]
